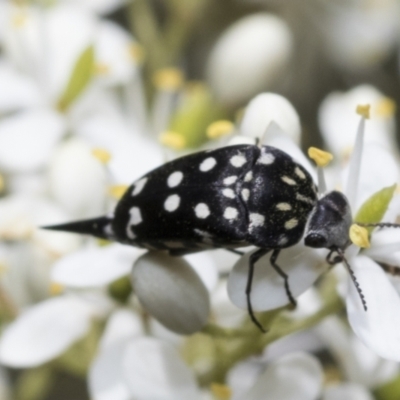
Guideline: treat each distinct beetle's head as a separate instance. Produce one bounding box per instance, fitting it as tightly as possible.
[304,191,352,250]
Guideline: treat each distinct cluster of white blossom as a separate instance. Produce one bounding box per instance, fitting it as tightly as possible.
[0,1,400,399]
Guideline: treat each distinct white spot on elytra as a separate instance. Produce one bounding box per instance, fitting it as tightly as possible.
[258,152,275,165]
[230,154,247,168]
[129,207,142,225]
[281,176,297,186]
[296,193,315,205]
[194,228,212,238]
[195,203,210,219]
[164,194,180,212]
[295,167,306,180]
[223,175,238,185]
[167,171,183,188]
[278,235,288,246]
[249,213,265,231]
[284,218,298,230]
[276,202,292,211]
[222,188,235,199]
[200,157,217,172]
[244,171,253,182]
[126,225,136,240]
[132,177,147,196]
[241,188,250,201]
[224,207,238,220]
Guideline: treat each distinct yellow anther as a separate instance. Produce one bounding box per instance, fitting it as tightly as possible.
[92,148,112,164]
[49,283,64,296]
[0,263,8,275]
[153,68,184,91]
[376,97,396,118]
[206,120,234,139]
[108,185,128,199]
[12,13,27,27]
[308,147,333,167]
[356,104,371,119]
[128,43,145,63]
[211,383,232,400]
[0,174,4,193]
[350,224,370,248]
[159,131,187,150]
[94,63,111,76]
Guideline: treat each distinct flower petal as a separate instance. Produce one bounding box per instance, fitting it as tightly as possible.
[95,21,139,86]
[122,337,200,400]
[52,244,141,287]
[346,255,400,361]
[318,85,396,158]
[0,295,92,367]
[48,139,108,218]
[0,109,65,173]
[236,352,323,400]
[240,93,300,143]
[0,59,41,112]
[89,341,131,400]
[228,245,326,311]
[100,309,143,351]
[184,252,218,293]
[206,14,292,106]
[132,252,210,334]
[322,383,373,400]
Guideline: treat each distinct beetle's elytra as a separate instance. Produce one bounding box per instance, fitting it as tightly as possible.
[45,144,356,331]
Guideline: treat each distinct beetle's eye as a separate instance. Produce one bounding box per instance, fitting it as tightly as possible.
[304,233,327,248]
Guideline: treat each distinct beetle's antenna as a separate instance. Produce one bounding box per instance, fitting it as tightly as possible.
[357,222,400,229]
[335,247,367,311]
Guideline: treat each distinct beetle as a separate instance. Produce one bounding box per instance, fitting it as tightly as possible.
[44,144,364,331]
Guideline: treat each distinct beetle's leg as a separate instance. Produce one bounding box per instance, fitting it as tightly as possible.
[326,249,341,266]
[227,249,245,256]
[270,249,297,307]
[246,248,270,332]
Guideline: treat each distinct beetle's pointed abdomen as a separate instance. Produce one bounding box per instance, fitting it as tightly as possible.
[42,216,115,241]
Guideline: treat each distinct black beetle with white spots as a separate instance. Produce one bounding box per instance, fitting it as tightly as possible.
[44,144,366,331]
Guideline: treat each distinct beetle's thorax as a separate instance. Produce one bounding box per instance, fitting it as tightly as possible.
[304,191,352,250]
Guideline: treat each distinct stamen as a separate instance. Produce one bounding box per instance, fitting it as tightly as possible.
[349,224,370,248]
[94,63,111,76]
[152,68,184,91]
[159,131,186,150]
[376,97,396,118]
[49,283,64,296]
[308,147,333,195]
[128,43,145,64]
[206,120,234,139]
[356,104,370,119]
[345,104,369,209]
[211,383,232,400]
[92,148,112,164]
[12,13,27,28]
[108,185,128,199]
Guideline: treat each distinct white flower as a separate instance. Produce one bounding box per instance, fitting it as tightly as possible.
[52,243,215,335]
[228,352,323,400]
[206,13,293,106]
[321,0,400,71]
[228,105,400,361]
[239,92,301,144]
[89,311,201,400]
[322,383,374,400]
[0,293,104,367]
[318,85,397,158]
